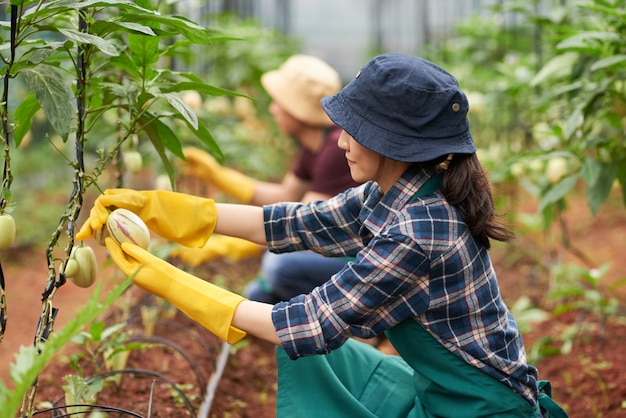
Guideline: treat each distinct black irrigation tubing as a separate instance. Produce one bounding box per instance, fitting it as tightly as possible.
[84,368,196,415]
[28,403,143,417]
[126,334,208,389]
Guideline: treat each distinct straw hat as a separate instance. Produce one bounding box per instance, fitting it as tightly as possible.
[321,53,476,162]
[261,55,341,127]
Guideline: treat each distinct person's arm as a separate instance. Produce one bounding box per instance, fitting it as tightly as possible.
[214,203,267,244]
[182,147,329,205]
[252,172,310,205]
[232,300,281,344]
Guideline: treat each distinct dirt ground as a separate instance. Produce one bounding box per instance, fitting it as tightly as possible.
[1,187,626,417]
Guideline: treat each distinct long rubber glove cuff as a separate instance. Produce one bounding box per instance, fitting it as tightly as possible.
[171,234,263,267]
[182,147,255,203]
[77,189,217,248]
[105,238,246,344]
[210,166,256,203]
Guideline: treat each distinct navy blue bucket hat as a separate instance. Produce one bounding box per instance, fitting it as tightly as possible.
[321,53,476,163]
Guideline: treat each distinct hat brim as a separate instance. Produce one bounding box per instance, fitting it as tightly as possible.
[321,93,476,163]
[261,70,334,127]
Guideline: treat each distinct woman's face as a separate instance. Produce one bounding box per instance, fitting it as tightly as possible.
[338,131,411,192]
[337,130,381,184]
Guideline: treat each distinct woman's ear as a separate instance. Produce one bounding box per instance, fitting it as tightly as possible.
[438,154,454,170]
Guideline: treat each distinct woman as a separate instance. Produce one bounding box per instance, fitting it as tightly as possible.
[77,53,566,417]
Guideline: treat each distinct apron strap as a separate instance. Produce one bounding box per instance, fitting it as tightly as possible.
[536,380,569,418]
[409,174,442,202]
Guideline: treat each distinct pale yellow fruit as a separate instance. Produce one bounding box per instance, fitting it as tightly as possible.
[64,258,79,278]
[546,157,568,184]
[527,158,544,173]
[123,151,143,172]
[0,214,16,250]
[107,208,150,249]
[68,246,98,288]
[510,162,524,178]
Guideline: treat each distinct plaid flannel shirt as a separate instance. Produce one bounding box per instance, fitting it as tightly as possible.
[265,164,538,406]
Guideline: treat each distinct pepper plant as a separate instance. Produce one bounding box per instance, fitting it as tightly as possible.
[0,0,249,415]
[529,0,626,216]
[424,0,626,344]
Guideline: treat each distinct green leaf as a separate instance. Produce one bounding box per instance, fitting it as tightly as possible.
[590,54,626,72]
[139,113,183,159]
[163,81,251,99]
[564,108,582,140]
[120,12,238,45]
[581,157,601,184]
[22,65,74,140]
[107,55,142,80]
[100,322,127,340]
[13,93,40,147]
[183,116,222,161]
[58,28,120,56]
[538,174,579,212]
[139,114,178,182]
[128,32,160,74]
[87,321,106,343]
[25,0,154,16]
[153,92,198,130]
[90,20,157,37]
[530,52,578,87]
[20,42,60,65]
[556,31,621,51]
[583,160,617,215]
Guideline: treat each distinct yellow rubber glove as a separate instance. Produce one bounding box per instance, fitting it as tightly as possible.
[171,234,263,267]
[182,147,256,203]
[77,189,216,248]
[105,237,247,344]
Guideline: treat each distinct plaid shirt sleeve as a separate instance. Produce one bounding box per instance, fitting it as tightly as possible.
[263,183,374,258]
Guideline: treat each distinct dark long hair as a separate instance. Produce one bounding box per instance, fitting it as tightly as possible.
[428,153,514,249]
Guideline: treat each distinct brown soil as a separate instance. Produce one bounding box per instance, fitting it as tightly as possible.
[1,188,625,418]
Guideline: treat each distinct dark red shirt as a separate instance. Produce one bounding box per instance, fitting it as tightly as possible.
[291,125,359,196]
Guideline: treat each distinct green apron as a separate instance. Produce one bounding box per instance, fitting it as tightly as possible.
[276,320,540,417]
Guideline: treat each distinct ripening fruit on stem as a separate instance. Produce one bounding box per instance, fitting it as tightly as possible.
[546,157,568,184]
[510,162,524,179]
[123,151,143,172]
[0,213,16,250]
[67,246,98,288]
[64,258,79,278]
[107,208,151,249]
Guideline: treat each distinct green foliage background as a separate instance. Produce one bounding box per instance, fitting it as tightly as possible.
[0,0,624,415]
